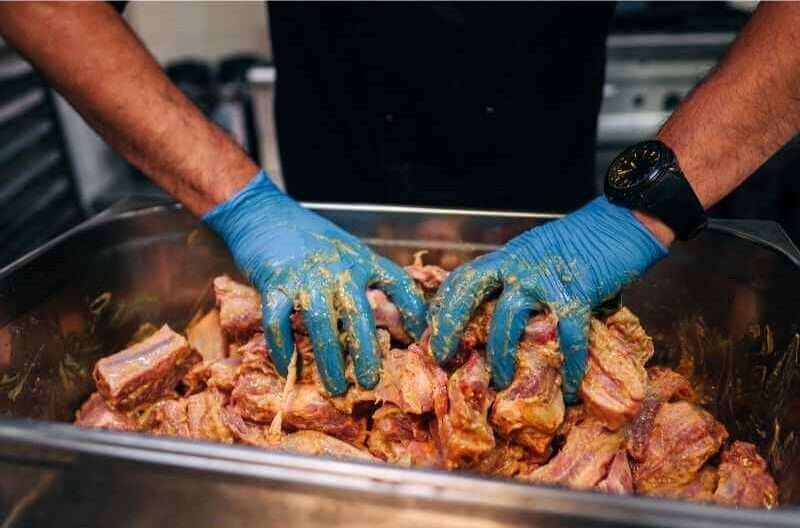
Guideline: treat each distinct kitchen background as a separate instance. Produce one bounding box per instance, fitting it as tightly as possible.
[1,1,798,268]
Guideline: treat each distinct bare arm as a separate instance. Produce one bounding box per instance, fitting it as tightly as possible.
[637,2,800,245]
[0,1,258,216]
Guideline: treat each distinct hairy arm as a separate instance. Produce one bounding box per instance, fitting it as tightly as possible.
[0,1,258,215]
[637,3,800,245]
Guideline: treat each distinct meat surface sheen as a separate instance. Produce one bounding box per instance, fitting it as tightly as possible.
[375,344,447,415]
[187,308,227,361]
[368,404,441,467]
[595,450,634,494]
[524,418,624,489]
[491,313,564,456]
[633,401,728,494]
[436,352,495,468]
[580,308,651,430]
[93,325,199,411]
[713,441,778,509]
[74,392,137,431]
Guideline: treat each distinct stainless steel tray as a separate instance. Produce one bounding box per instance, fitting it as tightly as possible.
[0,199,797,528]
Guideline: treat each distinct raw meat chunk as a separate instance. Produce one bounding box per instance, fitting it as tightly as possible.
[405,261,448,299]
[213,275,262,337]
[187,309,227,361]
[580,308,651,430]
[595,450,634,495]
[143,398,190,437]
[633,401,728,494]
[93,325,200,410]
[74,393,137,431]
[713,441,778,509]
[280,431,378,462]
[435,352,495,469]
[492,313,564,456]
[652,467,719,502]
[367,289,412,344]
[524,418,623,490]
[186,390,234,443]
[375,343,448,415]
[368,404,441,467]
[626,367,696,462]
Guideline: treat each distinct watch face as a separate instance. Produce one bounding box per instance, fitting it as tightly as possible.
[607,142,664,191]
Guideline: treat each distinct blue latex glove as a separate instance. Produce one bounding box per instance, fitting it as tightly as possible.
[203,171,427,395]
[427,197,667,402]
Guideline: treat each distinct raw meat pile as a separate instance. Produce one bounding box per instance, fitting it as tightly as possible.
[75,259,779,509]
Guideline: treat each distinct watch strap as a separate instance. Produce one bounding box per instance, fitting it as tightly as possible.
[641,165,707,241]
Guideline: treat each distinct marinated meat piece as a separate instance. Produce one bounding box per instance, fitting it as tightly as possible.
[644,366,695,402]
[145,398,190,437]
[436,352,495,468]
[213,275,262,338]
[626,367,696,462]
[713,441,778,509]
[368,404,441,467]
[653,466,718,502]
[492,313,564,456]
[231,358,367,446]
[94,325,200,411]
[182,362,209,395]
[186,309,227,361]
[74,393,137,431]
[280,431,378,462]
[405,261,449,299]
[633,401,728,494]
[206,357,241,392]
[595,450,634,495]
[375,344,447,415]
[604,307,655,365]
[459,301,496,352]
[186,390,234,443]
[524,418,623,490]
[555,404,585,440]
[580,309,650,430]
[471,439,549,478]
[367,289,411,344]
[221,405,271,447]
[284,385,368,445]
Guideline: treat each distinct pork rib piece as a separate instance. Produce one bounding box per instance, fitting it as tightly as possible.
[492,313,564,456]
[713,441,779,509]
[145,398,190,437]
[74,392,137,431]
[580,308,652,430]
[375,343,448,415]
[281,430,379,462]
[213,276,262,338]
[229,334,368,445]
[626,367,696,462]
[435,352,495,469]
[523,418,624,490]
[632,401,728,494]
[368,404,441,467]
[186,308,227,362]
[93,325,200,411]
[186,389,234,443]
[595,450,634,495]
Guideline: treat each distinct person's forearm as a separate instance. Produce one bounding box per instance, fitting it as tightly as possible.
[639,3,800,246]
[0,2,257,215]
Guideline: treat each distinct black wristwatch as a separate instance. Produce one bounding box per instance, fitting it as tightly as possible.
[605,140,707,241]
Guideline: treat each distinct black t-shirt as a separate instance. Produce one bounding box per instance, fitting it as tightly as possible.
[269,2,615,213]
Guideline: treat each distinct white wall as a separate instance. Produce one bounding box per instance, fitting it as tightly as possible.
[124,2,271,63]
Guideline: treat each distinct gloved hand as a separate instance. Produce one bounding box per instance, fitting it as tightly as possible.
[203,171,427,395]
[427,197,667,402]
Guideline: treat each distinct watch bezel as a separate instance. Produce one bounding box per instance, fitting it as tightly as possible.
[606,140,673,199]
